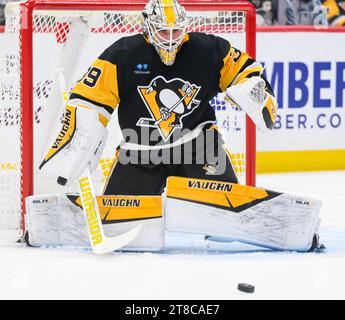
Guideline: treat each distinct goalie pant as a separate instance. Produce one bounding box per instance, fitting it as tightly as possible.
[103,124,238,196]
[25,176,322,252]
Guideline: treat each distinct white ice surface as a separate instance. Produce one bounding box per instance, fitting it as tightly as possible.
[0,171,344,300]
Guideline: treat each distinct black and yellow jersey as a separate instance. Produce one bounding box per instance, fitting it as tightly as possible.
[322,0,345,26]
[69,32,270,147]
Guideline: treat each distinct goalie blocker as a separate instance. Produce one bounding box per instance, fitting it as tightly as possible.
[25,177,323,252]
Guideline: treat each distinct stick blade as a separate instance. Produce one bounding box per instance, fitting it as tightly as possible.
[137,118,155,126]
[93,225,142,255]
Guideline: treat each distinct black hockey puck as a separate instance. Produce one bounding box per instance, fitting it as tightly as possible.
[57,176,68,186]
[237,283,255,293]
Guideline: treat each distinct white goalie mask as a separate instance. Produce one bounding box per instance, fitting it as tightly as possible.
[142,0,187,66]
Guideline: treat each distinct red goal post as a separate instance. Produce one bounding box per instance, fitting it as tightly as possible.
[0,0,256,239]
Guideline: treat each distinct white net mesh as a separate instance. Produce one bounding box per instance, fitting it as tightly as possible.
[0,3,22,239]
[0,2,251,240]
[0,164,22,241]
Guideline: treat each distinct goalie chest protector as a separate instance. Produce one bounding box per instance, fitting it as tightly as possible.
[71,33,251,146]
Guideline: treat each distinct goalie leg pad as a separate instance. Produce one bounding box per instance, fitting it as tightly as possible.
[25,194,164,251]
[165,177,322,252]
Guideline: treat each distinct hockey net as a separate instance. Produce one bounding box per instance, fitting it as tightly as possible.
[0,0,256,241]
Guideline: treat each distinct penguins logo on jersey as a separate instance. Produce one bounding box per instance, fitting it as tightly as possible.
[137,76,201,141]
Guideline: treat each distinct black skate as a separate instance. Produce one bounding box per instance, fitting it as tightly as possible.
[308,234,326,252]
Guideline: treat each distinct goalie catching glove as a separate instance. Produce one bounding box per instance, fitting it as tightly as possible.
[224,76,278,132]
[39,105,108,186]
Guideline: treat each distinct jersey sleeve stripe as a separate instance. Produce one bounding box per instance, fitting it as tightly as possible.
[68,97,112,120]
[235,58,258,78]
[231,63,263,86]
[69,93,115,115]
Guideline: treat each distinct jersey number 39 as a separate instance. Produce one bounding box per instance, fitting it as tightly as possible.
[83,67,102,88]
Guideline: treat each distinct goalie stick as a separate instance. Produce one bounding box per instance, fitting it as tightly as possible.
[57,69,142,254]
[79,166,141,254]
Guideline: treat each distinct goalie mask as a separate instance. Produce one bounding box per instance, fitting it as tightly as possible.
[142,0,187,66]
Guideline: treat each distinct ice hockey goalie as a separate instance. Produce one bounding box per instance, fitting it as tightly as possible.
[26,0,323,253]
